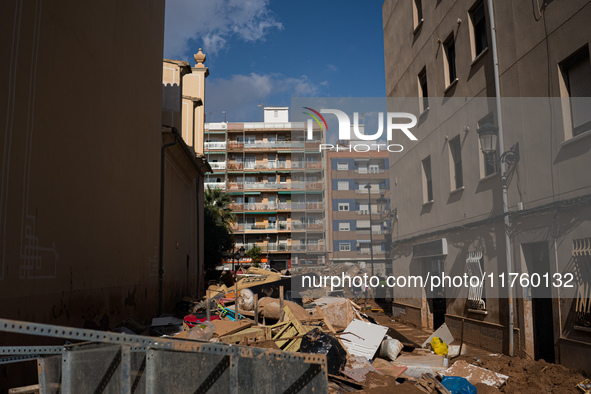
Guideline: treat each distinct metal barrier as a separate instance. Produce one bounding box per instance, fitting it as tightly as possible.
[0,318,328,393]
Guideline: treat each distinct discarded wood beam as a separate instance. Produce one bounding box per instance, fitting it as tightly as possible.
[279,286,284,322]
[254,294,259,326]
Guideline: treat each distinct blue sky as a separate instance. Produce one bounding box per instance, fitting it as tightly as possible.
[164,0,386,122]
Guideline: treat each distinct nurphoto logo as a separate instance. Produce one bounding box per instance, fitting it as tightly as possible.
[303,107,419,152]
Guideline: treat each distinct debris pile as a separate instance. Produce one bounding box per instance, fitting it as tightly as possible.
[109,268,587,393]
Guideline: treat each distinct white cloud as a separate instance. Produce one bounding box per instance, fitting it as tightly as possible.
[164,0,283,58]
[327,64,338,72]
[205,73,323,121]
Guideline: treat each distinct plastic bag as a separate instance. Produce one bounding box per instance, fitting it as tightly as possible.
[300,328,347,375]
[379,338,404,361]
[186,321,216,341]
[431,336,448,355]
[441,376,477,394]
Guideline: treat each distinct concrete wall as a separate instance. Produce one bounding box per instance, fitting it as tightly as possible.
[0,0,167,329]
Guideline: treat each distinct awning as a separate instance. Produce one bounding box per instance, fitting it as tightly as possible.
[244,192,261,195]
[244,211,277,214]
[412,238,448,258]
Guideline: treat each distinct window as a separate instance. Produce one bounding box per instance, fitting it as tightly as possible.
[478,113,496,177]
[572,238,591,330]
[470,1,488,58]
[337,162,349,170]
[339,222,350,231]
[413,0,423,30]
[339,243,351,252]
[418,67,429,112]
[280,175,287,183]
[422,156,433,202]
[444,34,457,86]
[449,136,463,189]
[561,46,591,137]
[337,181,349,190]
[466,251,486,311]
[338,202,350,211]
[369,164,380,173]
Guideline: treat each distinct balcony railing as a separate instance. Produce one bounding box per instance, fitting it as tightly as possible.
[227,163,244,170]
[227,183,244,190]
[355,210,379,215]
[204,142,226,150]
[356,229,387,235]
[356,249,386,255]
[306,202,323,210]
[355,188,386,194]
[233,243,324,253]
[209,162,226,170]
[244,223,277,231]
[306,222,324,230]
[355,168,385,174]
[305,162,322,169]
[244,182,279,190]
[205,183,225,190]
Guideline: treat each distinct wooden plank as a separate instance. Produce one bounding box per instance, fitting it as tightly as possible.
[213,320,253,337]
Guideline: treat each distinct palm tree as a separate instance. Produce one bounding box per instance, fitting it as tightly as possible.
[204,186,236,229]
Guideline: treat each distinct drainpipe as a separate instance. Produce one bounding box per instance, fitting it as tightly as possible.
[159,131,179,316]
[487,0,514,357]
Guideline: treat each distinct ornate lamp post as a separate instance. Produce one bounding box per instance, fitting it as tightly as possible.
[477,122,520,356]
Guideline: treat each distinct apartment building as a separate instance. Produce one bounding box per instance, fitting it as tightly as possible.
[204,108,326,270]
[383,0,591,372]
[326,149,391,276]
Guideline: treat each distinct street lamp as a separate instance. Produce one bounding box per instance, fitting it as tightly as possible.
[477,122,520,356]
[477,123,519,167]
[266,235,271,268]
[364,184,375,278]
[232,245,246,272]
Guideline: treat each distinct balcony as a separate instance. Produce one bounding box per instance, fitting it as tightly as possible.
[305,162,322,169]
[306,202,323,210]
[306,222,324,231]
[244,203,278,211]
[227,162,244,170]
[227,142,244,150]
[205,182,226,190]
[356,229,387,235]
[355,210,379,215]
[307,182,323,190]
[228,203,244,210]
[277,221,291,231]
[204,142,226,150]
[356,249,386,255]
[244,182,279,190]
[209,162,226,170]
[227,183,244,190]
[244,223,277,231]
[355,188,386,194]
[355,168,385,174]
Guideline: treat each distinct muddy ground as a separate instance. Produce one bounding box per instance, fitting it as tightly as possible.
[330,300,587,393]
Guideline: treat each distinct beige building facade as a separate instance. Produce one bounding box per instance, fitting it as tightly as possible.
[383,0,591,372]
[0,0,209,344]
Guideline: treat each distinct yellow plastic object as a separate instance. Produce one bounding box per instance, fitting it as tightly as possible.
[431,337,449,356]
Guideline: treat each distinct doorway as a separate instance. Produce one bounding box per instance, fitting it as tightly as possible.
[523,242,555,363]
[426,257,446,329]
